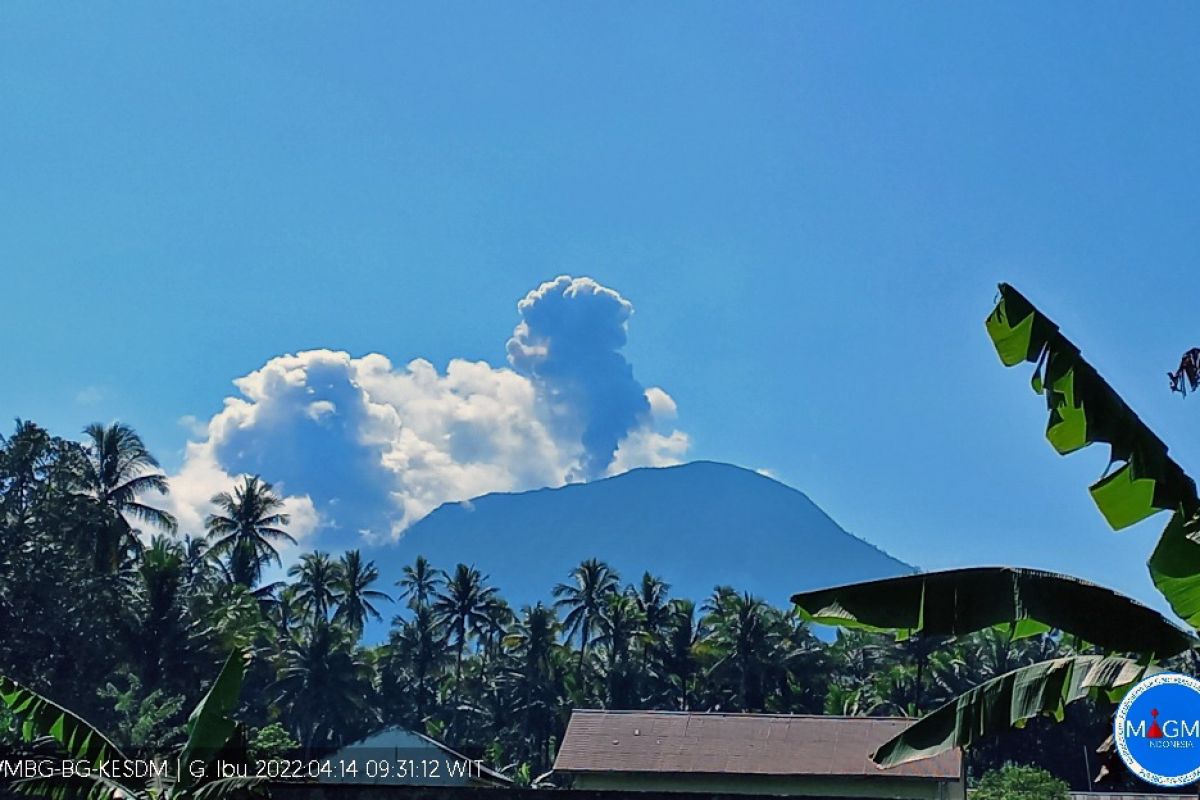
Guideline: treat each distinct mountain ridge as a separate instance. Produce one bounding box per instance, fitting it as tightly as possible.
[411,460,911,572]
[363,461,913,624]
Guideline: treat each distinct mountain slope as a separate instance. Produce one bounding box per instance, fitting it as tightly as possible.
[370,461,912,612]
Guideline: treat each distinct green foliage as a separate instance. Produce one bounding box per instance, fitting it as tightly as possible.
[97,672,186,752]
[205,476,294,588]
[810,284,1200,774]
[793,567,1196,657]
[872,655,1151,768]
[987,283,1200,627]
[177,650,248,790]
[247,723,300,761]
[783,284,1200,774]
[1,650,258,800]
[0,673,126,769]
[974,764,1069,800]
[0,417,1128,788]
[0,704,17,747]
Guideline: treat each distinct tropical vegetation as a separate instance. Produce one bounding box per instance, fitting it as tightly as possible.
[4,283,1195,794]
[974,765,1069,800]
[793,283,1200,781]
[0,417,1131,791]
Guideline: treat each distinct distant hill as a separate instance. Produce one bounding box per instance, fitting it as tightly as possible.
[365,461,912,620]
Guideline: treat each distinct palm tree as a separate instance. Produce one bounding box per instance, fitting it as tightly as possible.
[660,599,701,710]
[703,592,778,711]
[433,563,497,686]
[383,604,446,725]
[274,620,377,750]
[635,572,671,636]
[333,550,392,635]
[503,603,563,772]
[130,536,197,691]
[289,551,341,622]
[205,475,294,587]
[179,534,219,596]
[0,420,59,528]
[396,555,439,611]
[271,584,303,639]
[80,422,176,569]
[595,593,644,707]
[477,595,514,664]
[634,572,670,670]
[553,558,620,673]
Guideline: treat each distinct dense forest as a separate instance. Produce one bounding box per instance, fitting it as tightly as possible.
[0,419,1165,788]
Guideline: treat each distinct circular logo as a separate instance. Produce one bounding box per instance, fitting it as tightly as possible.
[1115,672,1200,787]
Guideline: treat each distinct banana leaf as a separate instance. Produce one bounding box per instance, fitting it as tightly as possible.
[0,676,136,800]
[176,649,248,791]
[1,652,254,800]
[987,284,1200,628]
[1148,508,1200,631]
[11,770,148,800]
[0,675,126,768]
[872,655,1154,768]
[792,567,1196,657]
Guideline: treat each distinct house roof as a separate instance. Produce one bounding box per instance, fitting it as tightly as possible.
[553,710,962,781]
[320,726,512,786]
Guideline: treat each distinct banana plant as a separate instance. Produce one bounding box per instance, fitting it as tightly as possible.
[794,568,1186,766]
[987,283,1200,627]
[792,284,1200,769]
[0,650,262,800]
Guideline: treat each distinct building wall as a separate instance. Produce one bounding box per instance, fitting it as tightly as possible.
[571,771,965,800]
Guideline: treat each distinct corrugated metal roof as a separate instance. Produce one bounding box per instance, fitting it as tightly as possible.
[553,710,962,780]
[319,726,512,786]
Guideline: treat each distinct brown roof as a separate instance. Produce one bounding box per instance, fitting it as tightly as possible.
[553,710,962,780]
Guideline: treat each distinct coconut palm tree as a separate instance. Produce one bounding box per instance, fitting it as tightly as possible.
[130,536,198,691]
[289,551,341,622]
[205,475,294,587]
[274,619,377,750]
[179,533,219,596]
[382,604,446,725]
[595,592,644,707]
[553,558,620,673]
[333,549,392,635]
[0,420,62,528]
[81,422,176,531]
[703,592,779,711]
[396,555,440,611]
[433,563,497,686]
[477,595,514,665]
[80,422,176,569]
[634,572,670,672]
[271,584,304,639]
[503,603,564,772]
[635,572,671,638]
[660,598,702,710]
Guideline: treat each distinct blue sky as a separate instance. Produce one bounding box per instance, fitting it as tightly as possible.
[2,4,1198,612]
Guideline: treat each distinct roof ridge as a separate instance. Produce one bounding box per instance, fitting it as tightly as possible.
[569,709,918,722]
[555,711,961,781]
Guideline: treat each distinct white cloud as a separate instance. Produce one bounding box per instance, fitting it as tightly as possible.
[645,386,678,418]
[162,440,321,545]
[75,386,105,406]
[166,277,690,545]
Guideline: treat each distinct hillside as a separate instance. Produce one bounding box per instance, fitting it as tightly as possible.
[369,461,912,611]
